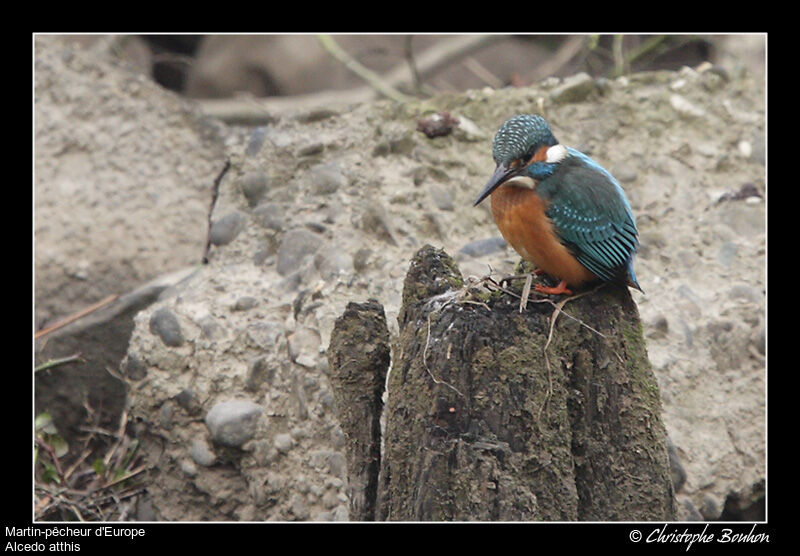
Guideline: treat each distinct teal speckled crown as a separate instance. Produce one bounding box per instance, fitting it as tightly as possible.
[492,114,558,164]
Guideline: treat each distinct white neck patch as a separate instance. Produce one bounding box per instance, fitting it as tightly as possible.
[546,144,568,164]
[505,175,536,189]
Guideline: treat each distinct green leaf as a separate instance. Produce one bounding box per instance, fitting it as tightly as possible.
[51,436,69,458]
[41,462,60,484]
[35,412,58,435]
[92,458,106,477]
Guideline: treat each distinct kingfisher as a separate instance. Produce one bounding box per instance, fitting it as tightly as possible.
[474,114,642,298]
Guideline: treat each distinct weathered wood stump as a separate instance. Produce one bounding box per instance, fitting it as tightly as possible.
[327,299,390,521]
[328,245,675,521]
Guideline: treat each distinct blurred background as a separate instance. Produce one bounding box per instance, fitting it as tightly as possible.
[69,34,765,116]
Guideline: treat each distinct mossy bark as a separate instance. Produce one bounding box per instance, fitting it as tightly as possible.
[327,299,391,521]
[329,245,675,521]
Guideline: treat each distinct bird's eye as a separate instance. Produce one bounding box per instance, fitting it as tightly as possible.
[524,145,537,162]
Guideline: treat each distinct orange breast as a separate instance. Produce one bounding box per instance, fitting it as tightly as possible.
[490,185,596,287]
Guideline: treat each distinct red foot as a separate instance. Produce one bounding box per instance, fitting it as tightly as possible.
[534,280,573,296]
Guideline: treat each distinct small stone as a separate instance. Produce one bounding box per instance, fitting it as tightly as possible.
[700,494,720,520]
[666,437,686,493]
[428,184,454,211]
[309,162,347,195]
[149,307,184,347]
[648,315,669,340]
[670,94,706,119]
[670,78,688,91]
[289,493,310,519]
[330,426,345,450]
[332,505,349,521]
[158,401,173,429]
[678,497,704,521]
[549,72,594,104]
[240,172,270,207]
[457,237,507,258]
[737,140,752,159]
[288,327,321,368]
[205,400,263,448]
[728,284,763,305]
[716,241,738,268]
[315,248,354,280]
[209,211,246,246]
[245,126,268,157]
[296,108,339,123]
[361,200,399,245]
[197,315,223,340]
[253,202,286,232]
[328,452,346,477]
[180,460,198,477]
[190,438,217,467]
[233,296,258,311]
[274,433,294,454]
[322,490,340,509]
[122,353,147,381]
[453,115,486,142]
[297,142,324,157]
[246,355,275,392]
[372,127,416,156]
[612,164,638,183]
[353,247,372,272]
[174,388,201,414]
[276,229,322,276]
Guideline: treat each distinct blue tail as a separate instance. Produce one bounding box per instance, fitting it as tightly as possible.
[626,260,643,293]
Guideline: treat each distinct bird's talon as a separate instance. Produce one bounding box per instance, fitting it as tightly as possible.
[533,280,573,296]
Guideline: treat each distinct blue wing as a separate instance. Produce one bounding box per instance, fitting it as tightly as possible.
[537,149,641,289]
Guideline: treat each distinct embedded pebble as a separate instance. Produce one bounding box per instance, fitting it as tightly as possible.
[246,355,275,392]
[123,353,147,381]
[245,126,268,157]
[309,162,347,195]
[612,164,638,183]
[149,307,184,347]
[297,142,324,157]
[197,315,223,340]
[276,229,323,276]
[287,327,321,368]
[737,140,752,159]
[549,72,594,103]
[253,202,286,231]
[233,296,258,311]
[727,284,763,305]
[190,438,217,467]
[274,433,294,454]
[181,460,198,477]
[315,248,354,280]
[716,241,738,268]
[240,172,270,206]
[428,184,454,211]
[209,211,246,246]
[332,505,349,521]
[361,200,399,245]
[670,94,706,118]
[458,237,507,258]
[174,388,200,413]
[205,400,264,447]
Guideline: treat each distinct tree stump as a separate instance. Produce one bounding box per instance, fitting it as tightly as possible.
[327,299,390,521]
[329,245,676,521]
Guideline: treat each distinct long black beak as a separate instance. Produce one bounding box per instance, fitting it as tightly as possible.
[473,163,514,207]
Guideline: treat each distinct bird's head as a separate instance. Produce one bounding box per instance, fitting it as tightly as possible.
[474,114,566,206]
